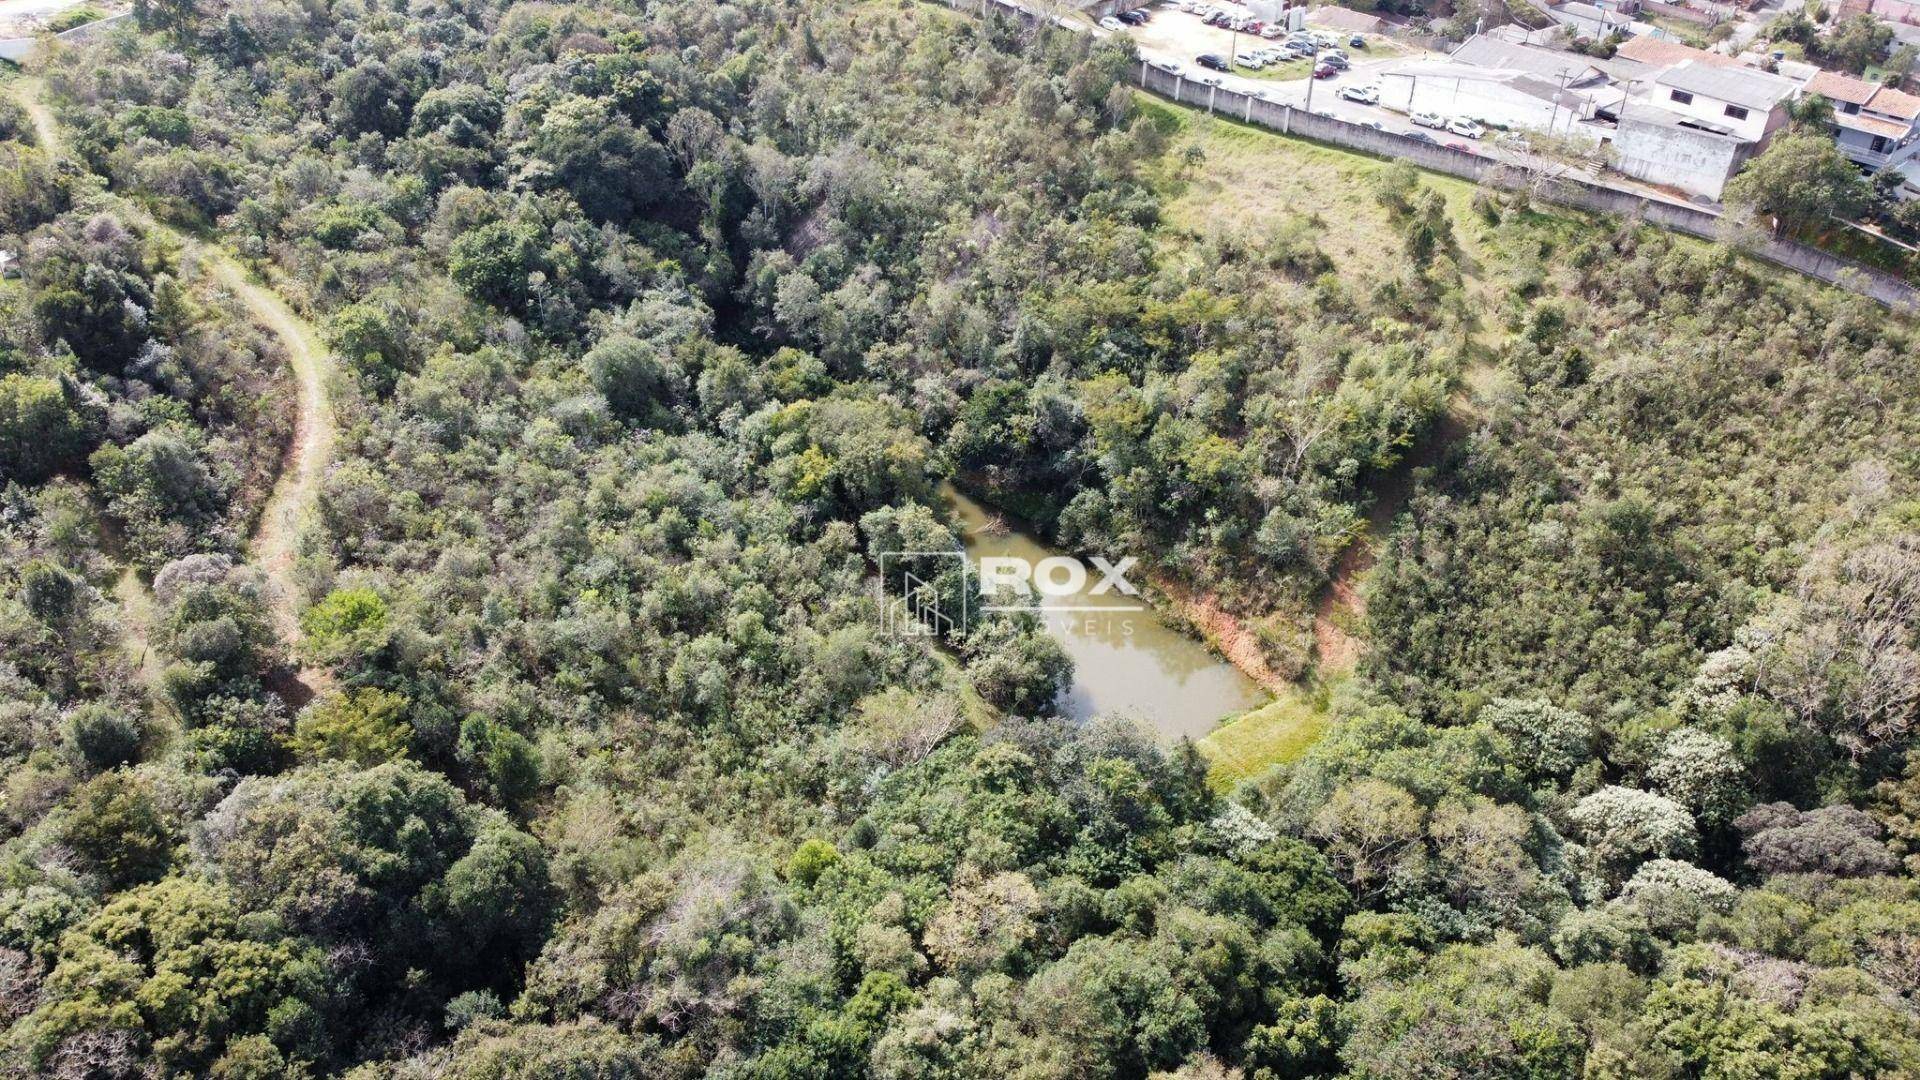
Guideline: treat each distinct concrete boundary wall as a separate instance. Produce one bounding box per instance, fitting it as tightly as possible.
[939,0,1918,308]
[0,11,132,64]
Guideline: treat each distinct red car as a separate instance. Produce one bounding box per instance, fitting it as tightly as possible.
[1312,63,1337,78]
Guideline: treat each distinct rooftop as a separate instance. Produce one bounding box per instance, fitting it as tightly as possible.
[1553,1,1627,22]
[1835,110,1914,138]
[1451,34,1609,84]
[1870,86,1920,122]
[1614,35,1737,69]
[1619,101,1741,139]
[1655,59,1797,110]
[1307,5,1385,32]
[1806,69,1879,105]
[1804,69,1920,121]
[1381,60,1598,107]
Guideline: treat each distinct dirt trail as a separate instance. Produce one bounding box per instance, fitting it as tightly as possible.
[213,255,334,665]
[14,75,61,155]
[14,75,335,699]
[112,566,166,695]
[1312,391,1481,674]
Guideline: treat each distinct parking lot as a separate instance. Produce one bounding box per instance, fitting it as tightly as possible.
[1077,0,1739,209]
[1102,2,1452,141]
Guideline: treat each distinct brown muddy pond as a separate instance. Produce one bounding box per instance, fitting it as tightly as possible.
[946,486,1270,741]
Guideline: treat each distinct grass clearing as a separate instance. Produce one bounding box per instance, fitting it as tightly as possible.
[1198,683,1334,788]
[1229,57,1312,80]
[1139,93,1500,283]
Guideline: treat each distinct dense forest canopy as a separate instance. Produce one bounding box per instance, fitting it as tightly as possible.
[0,0,1917,1076]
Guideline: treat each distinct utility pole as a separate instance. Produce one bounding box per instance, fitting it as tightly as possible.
[1548,69,1571,136]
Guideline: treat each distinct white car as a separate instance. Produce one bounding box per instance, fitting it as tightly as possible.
[1259,24,1283,37]
[1338,84,1379,105]
[1411,110,1446,129]
[1446,117,1485,139]
[1099,16,1124,30]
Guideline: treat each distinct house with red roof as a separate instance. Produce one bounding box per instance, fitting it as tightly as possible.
[1805,70,1920,174]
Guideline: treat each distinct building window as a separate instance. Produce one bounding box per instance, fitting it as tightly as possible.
[1724,104,1749,120]
[1842,101,1861,114]
[1872,135,1890,154]
[1669,89,1694,104]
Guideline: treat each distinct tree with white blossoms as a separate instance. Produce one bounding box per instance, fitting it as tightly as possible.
[1569,786,1698,885]
[1647,729,1750,830]
[1208,800,1279,857]
[1479,698,1594,783]
[1614,859,1737,938]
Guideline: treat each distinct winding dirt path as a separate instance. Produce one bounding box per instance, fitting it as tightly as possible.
[13,75,335,699]
[1313,381,1487,674]
[216,256,334,665]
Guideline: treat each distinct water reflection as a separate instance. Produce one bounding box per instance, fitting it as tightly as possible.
[945,485,1270,741]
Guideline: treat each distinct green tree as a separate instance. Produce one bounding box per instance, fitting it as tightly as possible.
[51,770,176,887]
[299,587,390,666]
[0,374,89,483]
[9,877,328,1077]
[1725,131,1871,235]
[291,687,412,765]
[449,220,545,311]
[65,703,145,771]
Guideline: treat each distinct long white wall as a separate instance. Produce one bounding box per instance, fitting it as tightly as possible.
[0,10,130,64]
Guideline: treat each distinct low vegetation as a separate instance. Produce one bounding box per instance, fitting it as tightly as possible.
[0,0,1916,1077]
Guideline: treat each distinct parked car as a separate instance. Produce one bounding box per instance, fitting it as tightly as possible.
[1099,16,1124,30]
[1447,140,1478,153]
[1259,24,1284,37]
[1445,117,1484,139]
[1313,62,1338,78]
[1118,9,1148,24]
[1349,34,1368,47]
[1196,53,1230,71]
[1338,84,1378,104]
[1410,110,1446,129]
[1406,130,1438,143]
[1319,52,1350,69]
